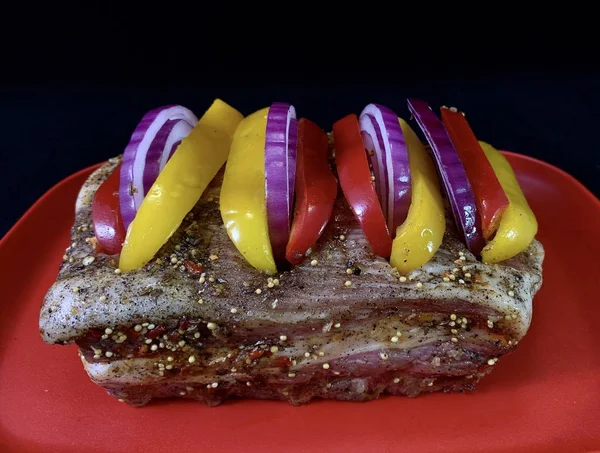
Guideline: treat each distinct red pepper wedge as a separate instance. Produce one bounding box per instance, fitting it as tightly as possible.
[286,118,338,265]
[441,107,509,239]
[92,162,126,255]
[333,114,392,258]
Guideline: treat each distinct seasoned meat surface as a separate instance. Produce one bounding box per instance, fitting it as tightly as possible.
[40,158,543,343]
[39,157,544,406]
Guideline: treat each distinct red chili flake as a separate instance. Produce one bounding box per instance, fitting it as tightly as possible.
[178,316,189,331]
[146,325,166,339]
[248,349,273,361]
[129,327,143,338]
[88,328,104,339]
[179,364,193,376]
[272,356,292,368]
[248,350,266,360]
[472,273,488,285]
[183,260,204,275]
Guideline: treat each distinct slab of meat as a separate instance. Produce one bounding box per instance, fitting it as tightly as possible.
[39,157,544,407]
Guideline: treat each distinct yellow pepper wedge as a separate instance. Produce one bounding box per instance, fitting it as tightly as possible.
[479,141,538,264]
[219,107,277,275]
[119,99,243,272]
[390,119,446,274]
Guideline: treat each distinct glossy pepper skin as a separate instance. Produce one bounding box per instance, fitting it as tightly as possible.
[220,107,278,275]
[333,114,392,258]
[92,162,127,255]
[119,99,243,272]
[479,142,538,264]
[441,107,509,240]
[285,118,338,265]
[390,119,446,274]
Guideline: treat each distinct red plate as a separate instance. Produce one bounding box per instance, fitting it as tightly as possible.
[1,153,599,453]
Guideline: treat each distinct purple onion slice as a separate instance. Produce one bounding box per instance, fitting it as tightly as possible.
[359,103,412,235]
[407,98,485,255]
[264,102,298,264]
[119,105,198,229]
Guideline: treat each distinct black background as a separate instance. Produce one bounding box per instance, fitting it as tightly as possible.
[2,7,599,238]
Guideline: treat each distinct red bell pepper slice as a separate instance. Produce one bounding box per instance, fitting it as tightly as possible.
[333,114,392,258]
[286,118,338,265]
[92,162,127,255]
[441,107,509,239]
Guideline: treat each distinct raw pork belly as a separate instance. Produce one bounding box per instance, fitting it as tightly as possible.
[40,159,544,406]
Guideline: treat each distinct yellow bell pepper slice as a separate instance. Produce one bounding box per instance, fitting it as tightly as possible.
[479,142,538,264]
[390,118,446,274]
[219,107,277,275]
[119,99,243,272]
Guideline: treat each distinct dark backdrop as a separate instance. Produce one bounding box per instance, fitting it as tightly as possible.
[2,7,599,237]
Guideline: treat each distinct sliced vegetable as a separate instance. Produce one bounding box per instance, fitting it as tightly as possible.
[333,114,392,258]
[360,112,388,219]
[264,102,298,264]
[358,103,411,235]
[479,142,538,263]
[119,105,198,229]
[119,99,242,272]
[143,121,193,193]
[407,98,485,256]
[220,107,277,275]
[285,118,337,265]
[390,119,446,274]
[92,162,126,255]
[441,107,509,239]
